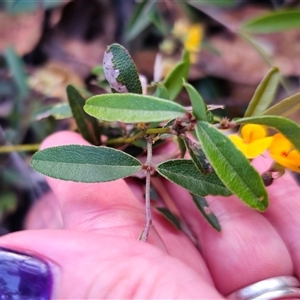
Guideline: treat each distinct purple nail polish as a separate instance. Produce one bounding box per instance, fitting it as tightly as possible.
[0,247,53,299]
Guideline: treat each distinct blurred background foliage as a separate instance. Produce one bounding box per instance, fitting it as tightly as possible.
[0,0,300,234]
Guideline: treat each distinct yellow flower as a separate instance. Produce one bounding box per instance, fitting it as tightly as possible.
[229,124,273,159]
[269,133,300,173]
[184,23,203,53]
[172,20,203,63]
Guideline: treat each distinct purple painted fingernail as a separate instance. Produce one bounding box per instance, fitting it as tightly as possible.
[0,247,53,299]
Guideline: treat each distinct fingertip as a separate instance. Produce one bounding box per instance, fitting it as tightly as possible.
[40,131,90,150]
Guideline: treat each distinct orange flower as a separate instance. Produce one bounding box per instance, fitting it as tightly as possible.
[269,133,300,173]
[229,124,273,159]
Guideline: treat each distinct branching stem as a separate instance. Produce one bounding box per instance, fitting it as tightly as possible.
[106,127,171,145]
[141,136,153,242]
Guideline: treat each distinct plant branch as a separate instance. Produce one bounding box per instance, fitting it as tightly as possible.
[106,127,171,145]
[0,144,40,153]
[141,136,154,242]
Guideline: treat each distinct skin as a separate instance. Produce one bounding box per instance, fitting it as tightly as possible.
[0,131,299,299]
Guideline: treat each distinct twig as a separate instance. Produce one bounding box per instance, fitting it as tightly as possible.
[106,127,171,145]
[140,136,154,241]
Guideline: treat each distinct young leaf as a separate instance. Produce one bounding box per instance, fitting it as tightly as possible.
[183,81,207,121]
[156,159,232,197]
[244,67,280,118]
[153,82,170,100]
[31,145,142,183]
[235,115,300,151]
[33,103,72,120]
[195,121,268,211]
[103,43,142,94]
[263,92,300,117]
[84,93,186,123]
[240,10,300,34]
[190,194,221,231]
[163,50,190,101]
[184,137,209,174]
[67,85,101,146]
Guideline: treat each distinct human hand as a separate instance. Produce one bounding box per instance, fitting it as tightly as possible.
[0,131,299,299]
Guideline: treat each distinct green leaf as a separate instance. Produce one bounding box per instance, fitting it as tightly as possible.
[195,121,268,211]
[153,82,170,100]
[4,46,29,98]
[188,0,236,8]
[84,93,186,123]
[206,110,215,123]
[184,137,210,174]
[240,10,300,34]
[157,159,232,197]
[263,92,300,117]
[156,207,181,229]
[33,103,72,120]
[103,43,142,94]
[244,67,280,117]
[190,194,221,231]
[163,50,190,101]
[67,85,101,146]
[177,136,187,158]
[125,0,156,41]
[183,81,207,121]
[31,145,142,183]
[235,115,300,151]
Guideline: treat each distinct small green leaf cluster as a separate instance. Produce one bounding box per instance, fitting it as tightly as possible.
[31,43,300,232]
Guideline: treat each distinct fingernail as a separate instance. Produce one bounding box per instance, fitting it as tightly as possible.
[0,247,53,299]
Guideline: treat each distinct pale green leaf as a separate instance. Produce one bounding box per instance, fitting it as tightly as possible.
[235,115,300,151]
[157,159,232,197]
[244,67,280,117]
[263,93,300,117]
[196,121,268,211]
[33,104,72,120]
[163,50,190,101]
[31,145,142,182]
[84,93,186,123]
[153,82,170,100]
[184,81,207,121]
[241,10,300,34]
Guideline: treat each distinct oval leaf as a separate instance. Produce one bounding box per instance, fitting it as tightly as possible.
[235,115,300,151]
[244,67,280,117]
[163,50,190,101]
[183,81,207,121]
[31,145,142,182]
[103,43,142,94]
[263,92,300,117]
[84,93,186,123]
[157,159,232,197]
[196,121,268,211]
[67,85,101,145]
[240,10,300,34]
